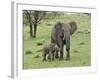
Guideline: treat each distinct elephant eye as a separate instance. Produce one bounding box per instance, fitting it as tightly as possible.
[59,33,64,38]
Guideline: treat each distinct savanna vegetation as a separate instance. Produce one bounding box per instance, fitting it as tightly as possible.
[23,10,91,69]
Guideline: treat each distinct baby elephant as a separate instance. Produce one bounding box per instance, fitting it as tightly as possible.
[42,43,59,61]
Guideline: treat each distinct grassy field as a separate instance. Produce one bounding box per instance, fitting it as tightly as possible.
[23,13,91,69]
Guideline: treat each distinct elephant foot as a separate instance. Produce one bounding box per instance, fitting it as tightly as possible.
[48,60,52,62]
[59,57,63,60]
[55,56,59,59]
[66,57,70,60]
[43,59,46,62]
[51,58,54,61]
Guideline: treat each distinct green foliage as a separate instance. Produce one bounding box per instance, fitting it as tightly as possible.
[25,50,32,55]
[23,13,91,69]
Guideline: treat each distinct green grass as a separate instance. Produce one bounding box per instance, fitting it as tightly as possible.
[23,13,91,69]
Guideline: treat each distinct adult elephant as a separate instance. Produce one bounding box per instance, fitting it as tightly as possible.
[51,21,77,60]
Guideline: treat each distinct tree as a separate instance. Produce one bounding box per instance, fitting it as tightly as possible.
[23,10,46,38]
[25,10,33,37]
[33,11,46,38]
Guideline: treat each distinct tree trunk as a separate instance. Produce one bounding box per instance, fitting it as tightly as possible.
[30,24,33,37]
[33,23,37,38]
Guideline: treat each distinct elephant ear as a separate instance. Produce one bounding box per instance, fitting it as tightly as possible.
[69,21,77,35]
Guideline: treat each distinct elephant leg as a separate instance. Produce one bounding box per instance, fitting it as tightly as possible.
[59,42,64,60]
[48,54,51,61]
[55,51,59,58]
[52,53,54,61]
[43,53,46,61]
